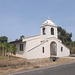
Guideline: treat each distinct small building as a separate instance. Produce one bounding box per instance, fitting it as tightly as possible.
[10,18,70,59]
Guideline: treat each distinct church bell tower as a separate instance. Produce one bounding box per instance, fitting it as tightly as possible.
[41,18,58,41]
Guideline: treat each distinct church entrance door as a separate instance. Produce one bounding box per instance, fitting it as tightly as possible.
[50,41,57,56]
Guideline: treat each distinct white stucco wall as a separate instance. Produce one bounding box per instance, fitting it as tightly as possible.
[23,35,41,59]
[22,37,70,59]
[15,37,70,59]
[26,40,50,59]
[48,38,70,57]
[57,42,70,57]
[41,25,57,41]
[15,42,26,58]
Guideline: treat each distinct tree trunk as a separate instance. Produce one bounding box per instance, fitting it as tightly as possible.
[7,51,10,58]
[2,48,4,56]
[5,49,7,57]
[0,48,1,55]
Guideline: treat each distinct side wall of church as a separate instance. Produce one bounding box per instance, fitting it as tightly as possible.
[25,36,70,59]
[26,41,50,59]
[24,36,42,59]
[57,42,70,57]
[15,37,70,59]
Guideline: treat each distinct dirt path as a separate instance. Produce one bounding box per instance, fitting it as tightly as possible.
[0,56,75,75]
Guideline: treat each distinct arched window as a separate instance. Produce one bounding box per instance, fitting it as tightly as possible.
[51,28,54,35]
[43,28,46,35]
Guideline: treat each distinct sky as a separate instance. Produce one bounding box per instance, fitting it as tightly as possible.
[0,0,75,41]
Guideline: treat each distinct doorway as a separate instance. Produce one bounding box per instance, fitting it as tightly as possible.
[50,41,57,56]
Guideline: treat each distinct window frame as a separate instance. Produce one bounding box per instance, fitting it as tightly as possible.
[19,44,23,51]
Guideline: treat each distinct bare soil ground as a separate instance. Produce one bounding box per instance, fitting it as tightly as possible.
[0,56,75,75]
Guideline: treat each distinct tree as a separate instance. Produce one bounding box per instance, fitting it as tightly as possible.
[0,35,18,56]
[0,41,17,57]
[0,42,2,55]
[1,43,5,56]
[20,35,25,39]
[57,26,75,54]
[9,45,14,56]
[57,26,72,46]
[0,42,9,56]
[13,46,17,55]
[15,39,18,41]
[3,42,10,56]
[0,36,8,43]
[9,44,17,56]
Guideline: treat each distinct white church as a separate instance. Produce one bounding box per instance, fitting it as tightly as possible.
[10,18,70,59]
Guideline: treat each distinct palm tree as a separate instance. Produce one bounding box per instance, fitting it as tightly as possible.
[9,44,14,56]
[1,43,5,56]
[0,42,5,56]
[0,41,17,57]
[9,44,17,56]
[13,46,17,55]
[3,42,9,56]
[0,42,2,55]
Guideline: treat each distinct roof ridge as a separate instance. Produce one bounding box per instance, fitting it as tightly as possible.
[43,18,55,25]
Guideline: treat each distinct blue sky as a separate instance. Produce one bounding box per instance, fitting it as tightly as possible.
[0,0,75,41]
